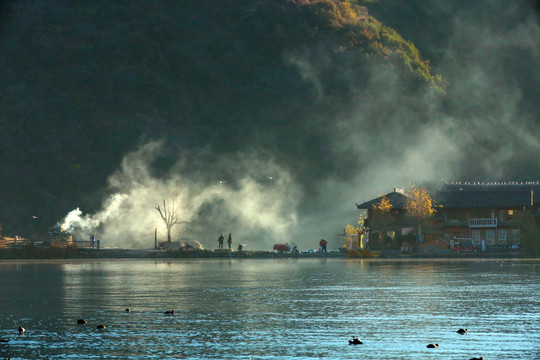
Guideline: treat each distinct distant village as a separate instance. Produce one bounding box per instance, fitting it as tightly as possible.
[1,181,539,258]
[350,182,540,256]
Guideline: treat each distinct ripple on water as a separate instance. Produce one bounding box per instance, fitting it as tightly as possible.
[0,259,538,359]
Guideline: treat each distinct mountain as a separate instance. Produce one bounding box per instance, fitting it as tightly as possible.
[0,0,538,248]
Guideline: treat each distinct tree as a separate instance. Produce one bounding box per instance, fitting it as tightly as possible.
[345,212,367,249]
[373,195,392,214]
[404,183,438,241]
[405,184,436,218]
[155,197,190,243]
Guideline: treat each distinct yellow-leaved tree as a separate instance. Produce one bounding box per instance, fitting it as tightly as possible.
[404,183,438,240]
[373,195,392,214]
[345,212,367,249]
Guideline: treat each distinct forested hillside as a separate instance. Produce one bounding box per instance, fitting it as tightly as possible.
[0,0,538,247]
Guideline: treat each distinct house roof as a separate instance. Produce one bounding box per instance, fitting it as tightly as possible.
[434,189,532,208]
[356,190,408,209]
[357,182,539,210]
[436,182,539,209]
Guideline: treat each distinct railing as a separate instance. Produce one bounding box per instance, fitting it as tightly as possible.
[469,218,497,228]
[74,240,100,249]
[0,238,100,249]
[0,238,32,248]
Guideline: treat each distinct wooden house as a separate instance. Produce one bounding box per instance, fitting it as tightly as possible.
[356,188,412,250]
[356,182,540,252]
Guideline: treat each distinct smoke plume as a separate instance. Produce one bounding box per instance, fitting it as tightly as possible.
[62,142,301,249]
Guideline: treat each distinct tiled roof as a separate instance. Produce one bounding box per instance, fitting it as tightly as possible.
[356,191,408,209]
[434,190,532,208]
[436,182,539,209]
[357,183,539,210]
[442,182,540,193]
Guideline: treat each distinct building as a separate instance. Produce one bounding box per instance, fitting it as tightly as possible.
[356,182,540,252]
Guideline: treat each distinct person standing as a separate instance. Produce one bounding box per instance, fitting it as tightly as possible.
[227,233,233,249]
[319,239,327,253]
[218,234,224,249]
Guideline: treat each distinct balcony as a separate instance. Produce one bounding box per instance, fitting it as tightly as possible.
[469,218,497,228]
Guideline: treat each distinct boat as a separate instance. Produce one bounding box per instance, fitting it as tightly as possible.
[343,232,380,258]
[346,249,381,258]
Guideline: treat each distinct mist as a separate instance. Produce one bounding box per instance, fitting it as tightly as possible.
[1,0,537,246]
[59,0,539,250]
[61,142,301,249]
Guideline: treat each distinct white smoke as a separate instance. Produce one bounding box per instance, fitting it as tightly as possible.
[61,141,301,249]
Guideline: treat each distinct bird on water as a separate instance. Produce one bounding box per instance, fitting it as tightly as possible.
[18,326,25,335]
[426,344,439,348]
[457,328,468,335]
[349,336,363,345]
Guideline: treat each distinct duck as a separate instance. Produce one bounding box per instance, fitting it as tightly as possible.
[164,310,175,315]
[96,324,106,330]
[0,339,9,343]
[426,344,439,348]
[77,319,88,324]
[457,328,468,335]
[18,326,25,335]
[469,358,484,360]
[125,308,130,313]
[349,336,363,345]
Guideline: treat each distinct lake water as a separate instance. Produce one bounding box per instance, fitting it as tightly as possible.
[0,258,538,359]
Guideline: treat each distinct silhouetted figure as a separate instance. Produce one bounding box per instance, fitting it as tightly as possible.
[125,308,130,313]
[218,234,224,249]
[77,319,88,324]
[90,234,95,247]
[319,239,327,253]
[427,344,439,348]
[227,233,233,249]
[349,336,363,345]
[238,243,243,251]
[457,328,468,335]
[18,326,25,335]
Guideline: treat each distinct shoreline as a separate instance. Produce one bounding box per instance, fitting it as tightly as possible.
[0,247,534,260]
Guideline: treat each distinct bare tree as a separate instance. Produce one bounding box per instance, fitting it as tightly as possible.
[155,197,189,243]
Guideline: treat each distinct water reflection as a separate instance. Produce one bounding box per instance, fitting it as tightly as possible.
[0,258,538,359]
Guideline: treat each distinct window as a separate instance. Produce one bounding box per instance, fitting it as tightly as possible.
[498,229,507,244]
[512,229,521,244]
[508,210,513,215]
[486,230,495,245]
[472,230,481,246]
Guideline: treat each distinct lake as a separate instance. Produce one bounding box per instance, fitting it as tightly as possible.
[0,258,538,359]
